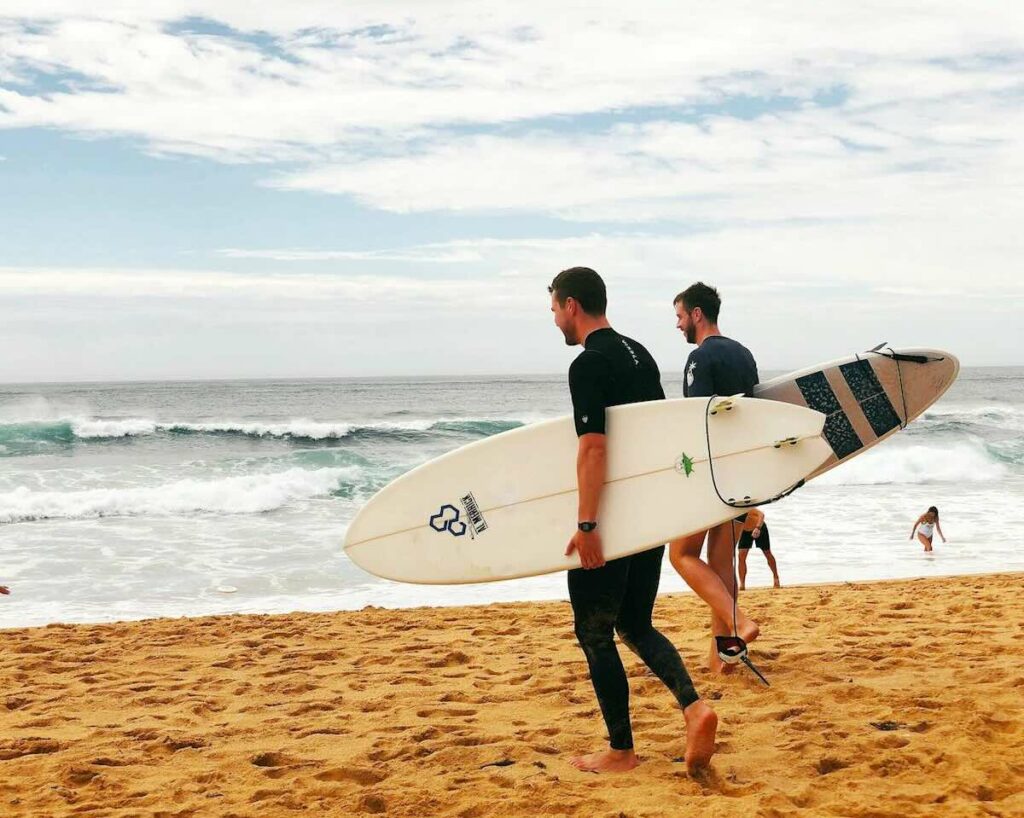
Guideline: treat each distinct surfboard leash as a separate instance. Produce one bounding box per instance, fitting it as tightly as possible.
[702,396,808,512]
[865,342,949,431]
[703,397,778,686]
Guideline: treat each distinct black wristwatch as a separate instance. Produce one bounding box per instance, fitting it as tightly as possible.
[578,521,598,533]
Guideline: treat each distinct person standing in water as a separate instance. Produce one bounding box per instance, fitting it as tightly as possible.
[550,266,717,775]
[737,509,781,590]
[910,506,946,552]
[667,282,760,673]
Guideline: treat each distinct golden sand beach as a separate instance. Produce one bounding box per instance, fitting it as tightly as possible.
[2,573,1023,817]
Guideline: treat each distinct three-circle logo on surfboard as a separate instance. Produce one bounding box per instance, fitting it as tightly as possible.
[428,492,489,538]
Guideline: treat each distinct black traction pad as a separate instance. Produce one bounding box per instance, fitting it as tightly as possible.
[796,371,863,460]
[839,360,902,437]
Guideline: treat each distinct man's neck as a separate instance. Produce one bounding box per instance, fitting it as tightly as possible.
[579,318,612,346]
[695,324,722,346]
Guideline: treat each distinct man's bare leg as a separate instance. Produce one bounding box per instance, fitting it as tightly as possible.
[738,549,749,591]
[669,533,759,645]
[570,747,638,773]
[683,700,718,774]
[706,522,748,673]
[764,550,781,588]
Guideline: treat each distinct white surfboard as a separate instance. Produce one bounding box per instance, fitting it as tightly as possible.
[755,347,959,477]
[344,397,831,584]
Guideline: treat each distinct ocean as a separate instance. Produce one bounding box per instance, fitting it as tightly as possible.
[1,368,1021,629]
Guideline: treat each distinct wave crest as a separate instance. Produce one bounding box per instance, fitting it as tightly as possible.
[0,466,359,524]
[0,416,529,448]
[818,441,1009,486]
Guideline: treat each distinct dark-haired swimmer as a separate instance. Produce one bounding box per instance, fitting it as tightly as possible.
[910,506,945,552]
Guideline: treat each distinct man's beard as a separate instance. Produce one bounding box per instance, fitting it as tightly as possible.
[684,324,696,344]
[563,329,579,346]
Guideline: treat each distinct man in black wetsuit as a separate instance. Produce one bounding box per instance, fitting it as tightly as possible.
[667,282,762,673]
[549,266,717,774]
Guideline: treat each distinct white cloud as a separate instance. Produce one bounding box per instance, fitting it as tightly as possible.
[0,3,1021,378]
[1,3,1022,165]
[0,266,531,307]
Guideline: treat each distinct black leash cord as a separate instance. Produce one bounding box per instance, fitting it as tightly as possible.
[703,396,807,511]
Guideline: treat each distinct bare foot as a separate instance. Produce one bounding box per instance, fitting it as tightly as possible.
[569,747,638,773]
[773,579,781,589]
[738,615,759,645]
[709,639,736,675]
[683,700,718,773]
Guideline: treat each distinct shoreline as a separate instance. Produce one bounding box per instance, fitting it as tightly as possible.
[3,573,1023,816]
[3,568,1023,633]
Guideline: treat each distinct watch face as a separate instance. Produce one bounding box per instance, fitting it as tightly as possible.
[578,521,597,532]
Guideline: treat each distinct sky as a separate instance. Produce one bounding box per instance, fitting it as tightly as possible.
[0,1,1021,382]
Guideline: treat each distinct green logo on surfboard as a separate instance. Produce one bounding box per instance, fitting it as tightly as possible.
[675,452,695,477]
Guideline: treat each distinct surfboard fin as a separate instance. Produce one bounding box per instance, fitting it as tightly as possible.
[709,394,743,416]
[865,343,944,364]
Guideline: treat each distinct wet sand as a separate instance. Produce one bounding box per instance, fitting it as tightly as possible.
[2,573,1023,817]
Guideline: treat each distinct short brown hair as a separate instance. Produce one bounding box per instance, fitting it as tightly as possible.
[548,267,607,316]
[674,282,721,323]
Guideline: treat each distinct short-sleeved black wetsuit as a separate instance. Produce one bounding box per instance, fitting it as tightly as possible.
[683,335,759,398]
[567,327,699,751]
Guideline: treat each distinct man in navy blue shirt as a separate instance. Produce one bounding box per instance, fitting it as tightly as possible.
[667,282,762,674]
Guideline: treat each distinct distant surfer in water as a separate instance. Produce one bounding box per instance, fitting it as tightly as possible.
[550,266,717,775]
[737,510,780,590]
[0,586,9,595]
[910,506,945,552]
[667,282,761,673]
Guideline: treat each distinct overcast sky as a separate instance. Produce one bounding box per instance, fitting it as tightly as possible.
[0,2,1021,383]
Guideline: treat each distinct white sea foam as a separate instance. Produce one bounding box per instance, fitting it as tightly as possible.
[0,395,93,423]
[818,441,1008,486]
[170,419,360,439]
[918,403,1024,430]
[0,415,545,441]
[72,417,158,438]
[0,466,358,523]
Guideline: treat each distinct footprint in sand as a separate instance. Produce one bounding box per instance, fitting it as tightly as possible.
[415,707,478,719]
[314,766,388,785]
[250,751,313,778]
[0,738,62,760]
[288,701,334,716]
[814,757,852,775]
[425,651,472,669]
[63,767,101,787]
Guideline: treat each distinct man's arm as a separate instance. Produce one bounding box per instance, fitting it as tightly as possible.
[565,352,611,569]
[685,349,716,398]
[565,433,607,569]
